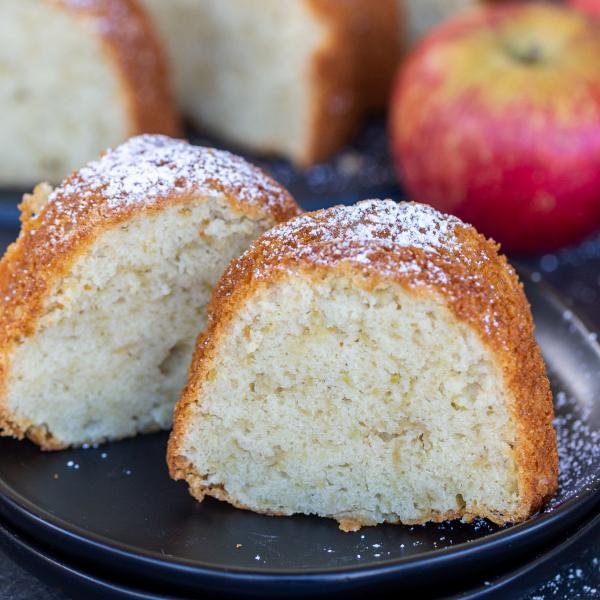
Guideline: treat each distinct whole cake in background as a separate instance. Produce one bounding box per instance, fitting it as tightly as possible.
[169,199,558,531]
[2,0,403,180]
[0,135,300,449]
[141,0,402,165]
[0,0,179,187]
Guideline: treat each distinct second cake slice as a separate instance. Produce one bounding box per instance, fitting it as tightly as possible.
[0,134,299,449]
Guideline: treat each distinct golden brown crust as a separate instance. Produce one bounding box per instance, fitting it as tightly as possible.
[0,135,300,448]
[169,199,558,528]
[300,0,402,165]
[46,0,180,137]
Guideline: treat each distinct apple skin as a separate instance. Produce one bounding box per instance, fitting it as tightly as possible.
[569,0,600,19]
[389,3,600,254]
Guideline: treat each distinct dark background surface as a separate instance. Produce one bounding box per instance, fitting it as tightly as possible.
[0,122,598,597]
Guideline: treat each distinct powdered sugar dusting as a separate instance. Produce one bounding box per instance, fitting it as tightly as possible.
[254,199,484,290]
[271,199,462,256]
[42,135,292,247]
[257,200,464,282]
[55,134,285,208]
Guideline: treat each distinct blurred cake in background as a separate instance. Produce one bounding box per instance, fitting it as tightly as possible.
[0,0,179,187]
[141,0,402,165]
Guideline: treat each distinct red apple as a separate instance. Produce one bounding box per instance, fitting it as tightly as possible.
[389,3,600,254]
[569,0,600,19]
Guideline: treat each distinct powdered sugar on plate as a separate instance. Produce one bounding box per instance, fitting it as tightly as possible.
[545,390,600,512]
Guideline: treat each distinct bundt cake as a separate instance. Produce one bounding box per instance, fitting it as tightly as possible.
[1,0,179,186]
[168,199,558,531]
[140,0,402,165]
[0,135,300,450]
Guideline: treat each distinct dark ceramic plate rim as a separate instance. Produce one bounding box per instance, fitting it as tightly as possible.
[0,277,598,580]
[454,510,600,600]
[1,510,598,600]
[1,477,598,580]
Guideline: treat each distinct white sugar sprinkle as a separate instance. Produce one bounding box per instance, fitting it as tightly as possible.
[55,134,281,208]
[42,135,288,247]
[272,200,462,256]
[253,199,478,292]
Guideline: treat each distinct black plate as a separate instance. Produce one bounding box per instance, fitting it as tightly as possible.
[1,509,598,600]
[0,277,598,598]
